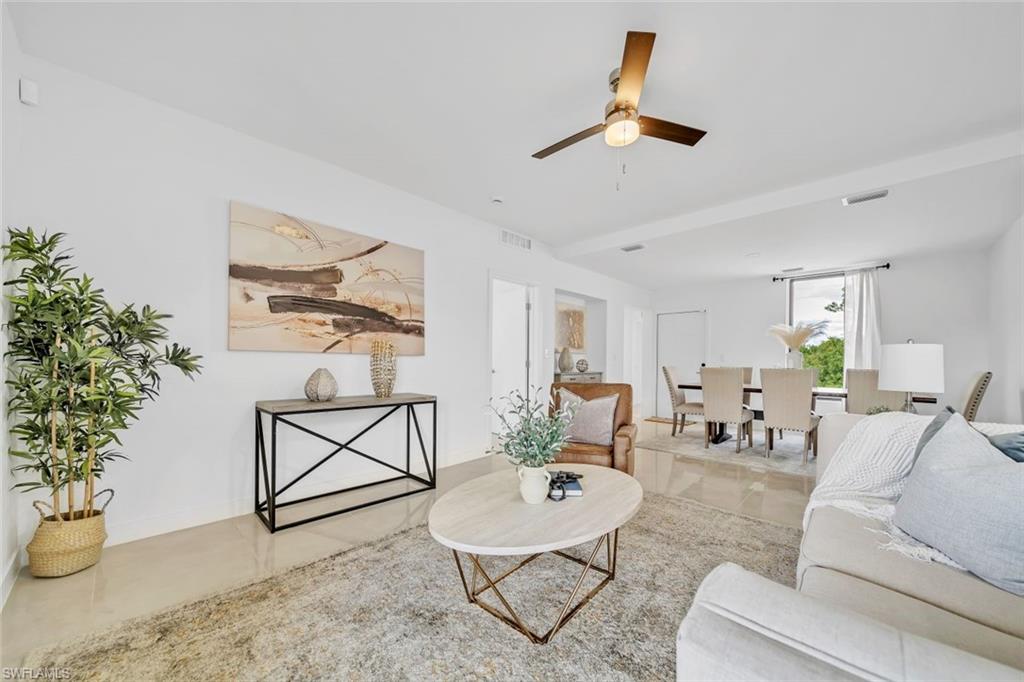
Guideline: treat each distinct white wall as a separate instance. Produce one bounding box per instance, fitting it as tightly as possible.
[652,248,998,418]
[1,6,25,607]
[987,216,1024,423]
[2,48,652,571]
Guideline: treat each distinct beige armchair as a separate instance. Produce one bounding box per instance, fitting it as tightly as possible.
[761,368,819,463]
[550,383,636,476]
[962,371,993,421]
[845,369,904,414]
[700,367,754,453]
[661,366,704,436]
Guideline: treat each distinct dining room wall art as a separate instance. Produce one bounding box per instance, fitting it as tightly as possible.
[228,201,425,354]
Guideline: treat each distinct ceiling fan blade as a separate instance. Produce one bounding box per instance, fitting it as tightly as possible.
[532,123,605,159]
[639,115,707,146]
[614,31,656,110]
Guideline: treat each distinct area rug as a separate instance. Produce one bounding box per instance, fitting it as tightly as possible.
[637,429,816,477]
[24,494,802,680]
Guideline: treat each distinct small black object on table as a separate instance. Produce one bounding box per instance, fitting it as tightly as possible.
[254,393,436,532]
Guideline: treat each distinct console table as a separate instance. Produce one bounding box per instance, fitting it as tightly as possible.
[254,393,436,532]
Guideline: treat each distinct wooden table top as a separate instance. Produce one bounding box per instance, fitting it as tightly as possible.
[256,392,436,414]
[428,464,643,556]
[676,383,937,404]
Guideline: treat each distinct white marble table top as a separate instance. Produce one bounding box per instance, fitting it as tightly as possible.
[428,464,643,556]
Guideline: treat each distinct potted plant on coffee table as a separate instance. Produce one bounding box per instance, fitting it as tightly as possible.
[4,227,202,577]
[491,389,573,504]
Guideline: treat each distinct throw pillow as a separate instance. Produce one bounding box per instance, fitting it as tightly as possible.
[913,405,956,461]
[988,432,1024,463]
[893,412,1024,595]
[558,389,619,446]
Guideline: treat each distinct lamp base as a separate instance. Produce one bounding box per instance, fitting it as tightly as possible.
[900,393,917,414]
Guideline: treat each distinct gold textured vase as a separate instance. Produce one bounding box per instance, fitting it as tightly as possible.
[370,339,397,398]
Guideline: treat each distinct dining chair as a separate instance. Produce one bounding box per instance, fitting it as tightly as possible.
[761,368,819,463]
[700,367,754,453]
[962,371,993,421]
[661,366,704,436]
[845,369,904,414]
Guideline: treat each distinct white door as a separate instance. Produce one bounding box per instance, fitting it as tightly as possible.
[491,279,530,432]
[656,311,706,418]
[623,307,645,413]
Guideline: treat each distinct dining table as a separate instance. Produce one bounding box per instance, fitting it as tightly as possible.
[676,383,938,444]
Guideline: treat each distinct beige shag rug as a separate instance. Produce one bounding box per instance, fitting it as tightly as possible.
[637,428,816,477]
[25,494,801,680]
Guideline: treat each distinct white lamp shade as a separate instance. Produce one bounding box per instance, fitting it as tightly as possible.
[878,343,945,393]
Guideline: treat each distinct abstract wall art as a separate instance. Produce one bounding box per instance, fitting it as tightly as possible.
[555,301,586,352]
[229,201,424,354]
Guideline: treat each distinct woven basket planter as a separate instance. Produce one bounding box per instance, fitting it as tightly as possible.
[27,490,114,578]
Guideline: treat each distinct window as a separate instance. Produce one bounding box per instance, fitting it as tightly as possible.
[788,275,845,387]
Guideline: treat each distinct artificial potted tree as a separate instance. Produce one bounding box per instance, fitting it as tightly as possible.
[4,228,201,577]
[492,390,573,504]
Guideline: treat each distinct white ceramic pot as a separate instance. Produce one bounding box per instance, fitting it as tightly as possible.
[518,465,551,504]
[786,351,804,369]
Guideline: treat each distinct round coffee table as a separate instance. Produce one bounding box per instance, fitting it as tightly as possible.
[428,464,643,644]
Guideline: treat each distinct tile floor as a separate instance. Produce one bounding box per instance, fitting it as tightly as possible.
[0,419,812,666]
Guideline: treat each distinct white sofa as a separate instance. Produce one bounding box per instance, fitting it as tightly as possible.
[677,413,1024,681]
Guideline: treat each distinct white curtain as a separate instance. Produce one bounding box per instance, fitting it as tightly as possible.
[844,268,882,370]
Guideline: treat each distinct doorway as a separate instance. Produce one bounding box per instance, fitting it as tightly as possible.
[490,277,534,433]
[623,307,645,414]
[656,311,706,418]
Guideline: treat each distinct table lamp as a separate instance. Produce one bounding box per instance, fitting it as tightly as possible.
[878,341,944,413]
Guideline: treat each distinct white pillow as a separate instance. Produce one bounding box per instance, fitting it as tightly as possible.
[558,388,619,446]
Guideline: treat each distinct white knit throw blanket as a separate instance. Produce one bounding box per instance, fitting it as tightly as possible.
[804,412,1022,568]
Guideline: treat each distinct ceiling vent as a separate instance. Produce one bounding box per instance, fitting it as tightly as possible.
[499,229,532,251]
[781,267,804,273]
[842,189,889,206]
[620,244,645,253]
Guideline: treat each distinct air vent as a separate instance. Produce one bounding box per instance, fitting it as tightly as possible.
[500,229,532,251]
[842,189,889,206]
[781,267,804,273]
[620,244,645,253]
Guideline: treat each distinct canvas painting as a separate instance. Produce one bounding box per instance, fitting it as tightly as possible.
[555,301,586,352]
[229,202,424,354]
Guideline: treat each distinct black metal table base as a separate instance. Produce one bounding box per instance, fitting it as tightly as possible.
[254,400,437,532]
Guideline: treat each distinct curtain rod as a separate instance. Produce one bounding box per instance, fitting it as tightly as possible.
[771,262,890,283]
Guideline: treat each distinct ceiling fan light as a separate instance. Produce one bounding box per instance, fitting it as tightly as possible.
[604,109,640,147]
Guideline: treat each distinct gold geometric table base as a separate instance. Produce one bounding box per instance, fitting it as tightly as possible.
[450,529,619,644]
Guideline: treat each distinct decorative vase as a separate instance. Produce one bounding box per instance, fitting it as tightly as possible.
[26,490,113,577]
[370,339,397,398]
[786,351,804,369]
[304,368,338,401]
[575,358,589,372]
[517,465,551,504]
[557,347,574,373]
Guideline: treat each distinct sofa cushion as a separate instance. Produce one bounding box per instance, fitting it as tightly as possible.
[913,405,955,460]
[799,506,1024,639]
[799,566,1024,670]
[893,413,1024,595]
[558,388,619,446]
[988,431,1024,462]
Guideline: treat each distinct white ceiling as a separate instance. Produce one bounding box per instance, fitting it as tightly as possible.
[581,156,1024,290]
[8,2,1023,252]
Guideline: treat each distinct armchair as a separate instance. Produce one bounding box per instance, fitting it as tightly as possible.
[550,382,636,476]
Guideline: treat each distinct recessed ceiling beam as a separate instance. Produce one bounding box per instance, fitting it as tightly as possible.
[555,131,1023,260]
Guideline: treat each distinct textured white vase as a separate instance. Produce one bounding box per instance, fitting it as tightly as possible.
[304,368,338,401]
[557,347,574,373]
[518,465,551,504]
[786,351,804,369]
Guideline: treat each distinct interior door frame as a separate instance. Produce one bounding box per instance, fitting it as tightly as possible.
[487,271,540,400]
[655,309,707,418]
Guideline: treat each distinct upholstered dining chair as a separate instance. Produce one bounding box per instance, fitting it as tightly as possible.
[700,367,754,453]
[962,371,993,422]
[845,369,904,414]
[761,368,819,463]
[661,366,704,436]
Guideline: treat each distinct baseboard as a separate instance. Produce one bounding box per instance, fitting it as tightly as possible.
[1,550,19,609]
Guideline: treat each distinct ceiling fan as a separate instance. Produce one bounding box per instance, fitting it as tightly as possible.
[532,31,707,159]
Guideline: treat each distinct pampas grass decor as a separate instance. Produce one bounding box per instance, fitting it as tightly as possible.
[768,321,829,351]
